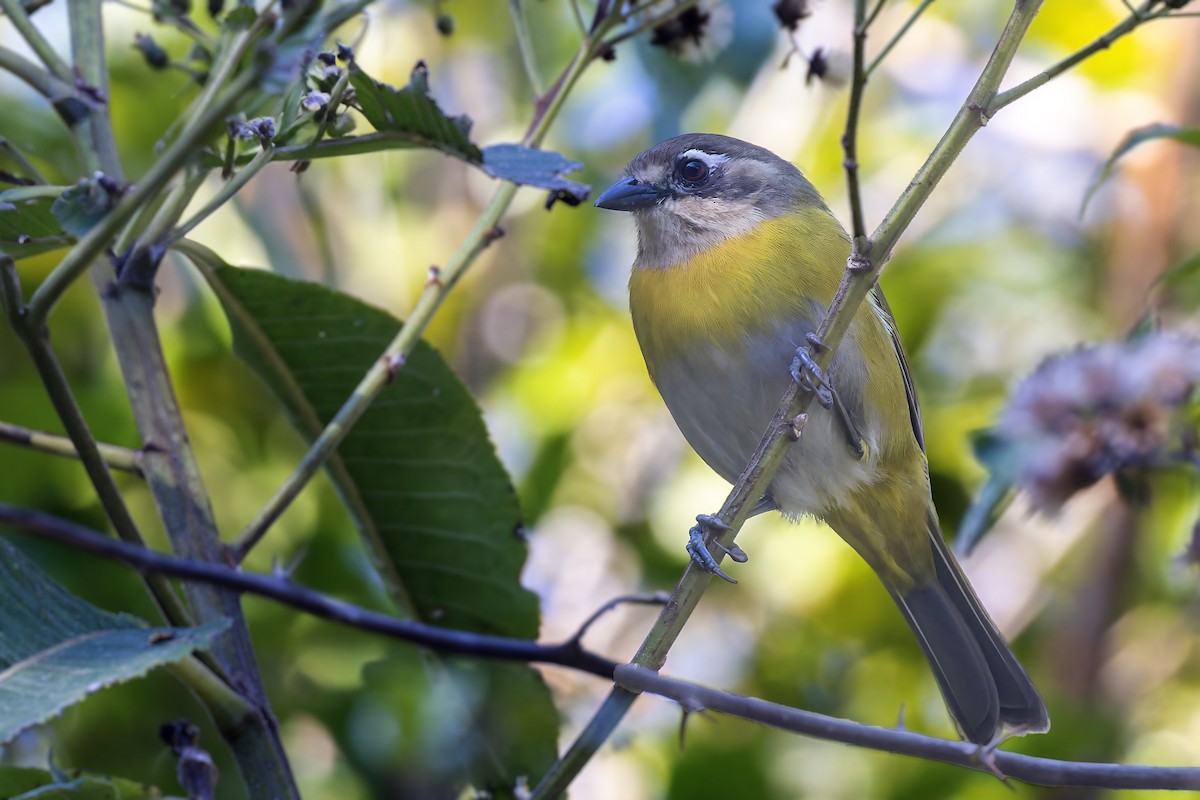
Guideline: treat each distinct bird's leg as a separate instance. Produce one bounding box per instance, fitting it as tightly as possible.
[687,514,747,584]
[791,333,866,460]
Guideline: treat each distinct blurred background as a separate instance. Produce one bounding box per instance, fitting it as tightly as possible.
[1,1,1198,798]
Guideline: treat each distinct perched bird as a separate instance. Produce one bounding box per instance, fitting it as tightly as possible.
[595,133,1049,744]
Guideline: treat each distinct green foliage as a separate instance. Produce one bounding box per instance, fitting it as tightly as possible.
[49,176,121,237]
[0,195,67,257]
[189,254,558,792]
[2,0,1199,797]
[0,766,164,799]
[0,540,228,746]
[348,61,482,161]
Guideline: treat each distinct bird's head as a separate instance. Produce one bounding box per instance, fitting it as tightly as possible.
[595,133,828,268]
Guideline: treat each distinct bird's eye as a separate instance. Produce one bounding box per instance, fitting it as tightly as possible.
[679,159,709,184]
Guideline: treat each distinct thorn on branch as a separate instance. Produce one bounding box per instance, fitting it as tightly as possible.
[425,265,443,288]
[967,102,991,126]
[382,352,406,383]
[483,225,506,245]
[72,68,106,105]
[788,412,808,441]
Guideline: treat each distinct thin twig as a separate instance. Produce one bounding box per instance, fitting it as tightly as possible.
[2,257,190,627]
[64,4,297,794]
[172,146,275,242]
[990,0,1167,113]
[0,137,49,185]
[0,503,619,679]
[616,665,1200,791]
[532,2,1050,797]
[0,0,73,80]
[843,0,870,242]
[602,0,698,51]
[863,0,888,30]
[0,420,144,475]
[0,45,78,102]
[508,0,544,96]
[569,592,671,644]
[866,0,935,75]
[229,9,621,563]
[25,69,259,324]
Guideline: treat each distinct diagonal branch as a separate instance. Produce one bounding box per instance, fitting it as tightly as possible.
[532,2,1049,796]
[229,2,641,562]
[991,0,1173,113]
[0,0,73,81]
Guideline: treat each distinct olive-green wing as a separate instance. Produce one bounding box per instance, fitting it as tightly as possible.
[870,285,924,452]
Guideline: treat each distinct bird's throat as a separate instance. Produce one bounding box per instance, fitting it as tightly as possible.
[628,209,851,359]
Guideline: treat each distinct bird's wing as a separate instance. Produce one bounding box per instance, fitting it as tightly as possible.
[870,285,924,452]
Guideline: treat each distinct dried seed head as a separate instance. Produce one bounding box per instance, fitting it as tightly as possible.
[649,3,733,62]
[998,333,1200,511]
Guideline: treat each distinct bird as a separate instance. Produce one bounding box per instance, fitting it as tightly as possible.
[594,133,1049,745]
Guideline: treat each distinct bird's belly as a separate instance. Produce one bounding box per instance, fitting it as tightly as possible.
[650,325,881,516]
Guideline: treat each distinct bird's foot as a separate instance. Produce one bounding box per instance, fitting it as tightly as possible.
[970,738,1009,783]
[790,334,866,460]
[790,334,835,409]
[686,514,747,584]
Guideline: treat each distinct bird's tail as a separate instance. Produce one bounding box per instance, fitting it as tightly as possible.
[889,513,1050,743]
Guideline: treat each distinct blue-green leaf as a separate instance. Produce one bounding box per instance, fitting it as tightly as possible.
[0,539,230,745]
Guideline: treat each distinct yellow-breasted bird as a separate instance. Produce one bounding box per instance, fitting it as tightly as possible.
[595,133,1049,744]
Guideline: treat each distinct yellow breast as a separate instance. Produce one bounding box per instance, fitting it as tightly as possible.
[628,208,851,361]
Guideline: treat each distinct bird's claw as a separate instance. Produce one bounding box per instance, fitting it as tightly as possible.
[687,514,746,584]
[790,335,866,461]
[790,345,834,409]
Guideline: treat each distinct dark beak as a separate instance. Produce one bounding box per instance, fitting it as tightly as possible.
[594,176,666,211]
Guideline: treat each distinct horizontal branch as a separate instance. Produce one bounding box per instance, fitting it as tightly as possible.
[616,665,1200,791]
[4,499,1196,792]
[0,420,143,475]
[0,503,618,679]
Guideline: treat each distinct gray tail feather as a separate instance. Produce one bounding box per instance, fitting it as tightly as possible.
[891,515,1050,744]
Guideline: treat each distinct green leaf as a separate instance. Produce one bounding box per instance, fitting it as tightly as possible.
[49,176,122,238]
[0,539,230,745]
[1083,123,1200,214]
[0,766,164,799]
[347,61,482,162]
[0,196,72,260]
[482,144,590,204]
[184,245,558,793]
